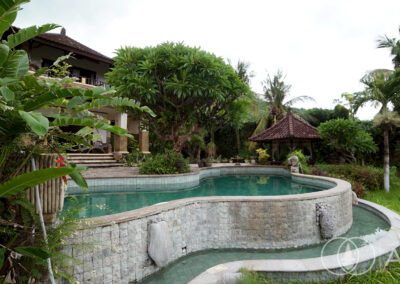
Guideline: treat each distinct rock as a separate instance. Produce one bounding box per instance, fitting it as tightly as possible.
[316,203,336,239]
[288,156,299,167]
[148,220,171,267]
[352,191,358,205]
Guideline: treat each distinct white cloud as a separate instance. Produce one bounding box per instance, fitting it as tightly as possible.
[15,0,400,120]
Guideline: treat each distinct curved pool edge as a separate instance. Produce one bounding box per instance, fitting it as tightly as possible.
[72,166,351,227]
[66,165,336,193]
[188,199,400,284]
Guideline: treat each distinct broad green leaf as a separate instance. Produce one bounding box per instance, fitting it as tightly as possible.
[0,0,29,37]
[0,86,13,101]
[0,43,9,65]
[66,164,88,190]
[34,67,48,77]
[51,116,134,138]
[18,110,49,136]
[0,77,17,85]
[1,49,28,79]
[66,96,85,109]
[53,52,72,66]
[7,24,60,49]
[14,246,50,260]
[0,247,5,269]
[55,133,91,147]
[75,126,93,137]
[23,88,74,111]
[0,167,75,198]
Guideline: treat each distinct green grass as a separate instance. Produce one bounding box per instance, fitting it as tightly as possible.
[238,165,400,284]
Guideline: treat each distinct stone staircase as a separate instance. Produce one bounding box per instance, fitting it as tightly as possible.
[67,153,124,168]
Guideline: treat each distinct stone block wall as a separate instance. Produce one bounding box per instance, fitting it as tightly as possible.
[61,187,352,283]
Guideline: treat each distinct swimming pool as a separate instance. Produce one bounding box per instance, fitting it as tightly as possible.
[64,175,332,218]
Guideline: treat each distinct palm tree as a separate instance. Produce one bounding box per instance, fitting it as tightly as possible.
[248,71,314,152]
[355,69,400,192]
[377,26,400,69]
[263,70,315,124]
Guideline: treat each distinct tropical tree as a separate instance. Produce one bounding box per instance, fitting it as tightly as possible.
[248,71,314,151]
[318,118,377,163]
[229,60,254,155]
[377,26,400,69]
[107,43,250,153]
[354,69,400,192]
[333,92,358,118]
[262,70,314,124]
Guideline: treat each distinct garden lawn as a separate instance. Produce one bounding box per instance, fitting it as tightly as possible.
[238,165,400,284]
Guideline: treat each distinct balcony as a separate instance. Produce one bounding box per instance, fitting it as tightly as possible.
[28,70,109,90]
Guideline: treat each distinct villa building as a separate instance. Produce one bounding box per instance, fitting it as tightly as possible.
[6,26,149,156]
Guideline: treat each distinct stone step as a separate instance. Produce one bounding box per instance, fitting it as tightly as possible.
[68,159,118,164]
[67,156,115,160]
[67,153,113,157]
[76,163,125,168]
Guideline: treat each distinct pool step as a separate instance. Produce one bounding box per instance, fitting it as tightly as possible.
[67,153,124,168]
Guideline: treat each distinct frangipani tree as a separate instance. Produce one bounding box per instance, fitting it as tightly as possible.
[355,69,400,192]
[107,42,250,153]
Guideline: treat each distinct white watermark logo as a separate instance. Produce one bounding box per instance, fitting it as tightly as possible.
[320,237,375,276]
[320,235,400,276]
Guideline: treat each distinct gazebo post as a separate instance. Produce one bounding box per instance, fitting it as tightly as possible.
[289,139,295,152]
[308,141,314,161]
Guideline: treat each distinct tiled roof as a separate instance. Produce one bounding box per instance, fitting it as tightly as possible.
[249,112,321,142]
[9,26,113,64]
[34,32,113,64]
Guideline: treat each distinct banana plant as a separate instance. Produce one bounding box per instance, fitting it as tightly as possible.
[0,1,155,282]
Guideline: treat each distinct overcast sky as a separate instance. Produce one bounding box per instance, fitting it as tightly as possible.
[15,0,400,120]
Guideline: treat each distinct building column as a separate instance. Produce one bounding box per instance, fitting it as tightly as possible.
[139,130,150,154]
[113,112,128,153]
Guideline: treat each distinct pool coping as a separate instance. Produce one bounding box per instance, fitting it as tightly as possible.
[188,199,400,283]
[77,166,351,227]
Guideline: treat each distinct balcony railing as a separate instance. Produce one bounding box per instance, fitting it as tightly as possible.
[74,76,107,87]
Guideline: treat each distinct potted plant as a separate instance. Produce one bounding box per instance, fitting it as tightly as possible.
[113,152,123,161]
[174,157,186,173]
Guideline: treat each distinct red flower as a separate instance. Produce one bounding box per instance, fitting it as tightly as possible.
[52,146,67,184]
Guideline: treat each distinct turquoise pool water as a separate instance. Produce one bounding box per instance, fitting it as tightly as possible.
[64,175,330,218]
[140,206,390,284]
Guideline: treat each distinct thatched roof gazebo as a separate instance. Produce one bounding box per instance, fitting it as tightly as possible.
[248,112,321,162]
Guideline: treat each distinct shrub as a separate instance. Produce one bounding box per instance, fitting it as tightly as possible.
[286,150,311,174]
[256,148,269,165]
[315,164,383,191]
[139,151,190,174]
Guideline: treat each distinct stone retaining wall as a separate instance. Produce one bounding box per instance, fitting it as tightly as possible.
[61,169,352,284]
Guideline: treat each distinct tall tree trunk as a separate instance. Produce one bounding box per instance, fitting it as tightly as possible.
[384,125,390,192]
[197,147,201,164]
[235,126,240,156]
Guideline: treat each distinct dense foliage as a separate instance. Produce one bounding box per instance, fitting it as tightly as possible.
[139,151,190,174]
[318,119,377,163]
[303,105,349,127]
[107,42,250,153]
[313,164,390,197]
